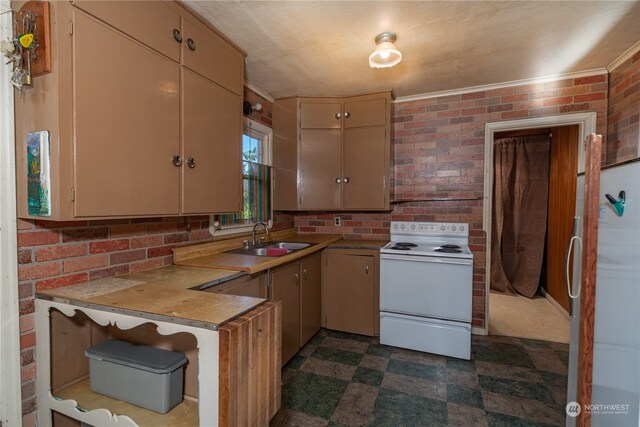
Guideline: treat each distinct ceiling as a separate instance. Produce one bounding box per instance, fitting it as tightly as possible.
[185,1,640,99]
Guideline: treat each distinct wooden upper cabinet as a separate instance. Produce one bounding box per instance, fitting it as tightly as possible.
[71,1,182,62]
[182,15,244,95]
[343,127,387,210]
[14,1,245,220]
[299,129,342,210]
[300,102,342,129]
[182,69,241,214]
[343,97,386,128]
[73,10,181,217]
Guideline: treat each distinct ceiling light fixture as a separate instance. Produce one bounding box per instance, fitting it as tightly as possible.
[369,32,402,69]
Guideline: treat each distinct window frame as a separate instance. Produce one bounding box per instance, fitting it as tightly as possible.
[210,117,273,237]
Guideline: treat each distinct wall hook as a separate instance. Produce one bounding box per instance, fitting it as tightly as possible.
[605,190,625,217]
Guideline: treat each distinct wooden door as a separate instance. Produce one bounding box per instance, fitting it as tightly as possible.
[300,253,321,345]
[325,254,374,336]
[299,129,342,210]
[73,10,180,217]
[71,1,181,61]
[546,125,579,312]
[343,98,386,128]
[182,69,241,214]
[343,126,387,210]
[300,102,342,129]
[271,262,301,366]
[181,15,243,95]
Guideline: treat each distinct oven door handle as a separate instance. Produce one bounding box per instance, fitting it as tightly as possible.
[380,253,472,266]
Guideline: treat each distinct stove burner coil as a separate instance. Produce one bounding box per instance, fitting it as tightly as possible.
[440,244,461,249]
[435,247,462,253]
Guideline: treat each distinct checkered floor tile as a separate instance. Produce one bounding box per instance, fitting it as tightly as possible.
[270,330,569,427]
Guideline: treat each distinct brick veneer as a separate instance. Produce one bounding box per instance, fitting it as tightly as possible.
[294,74,609,331]
[607,51,640,164]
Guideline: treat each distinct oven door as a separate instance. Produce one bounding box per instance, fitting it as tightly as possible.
[380,253,472,322]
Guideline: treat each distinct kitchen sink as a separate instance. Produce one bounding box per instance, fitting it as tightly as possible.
[227,241,315,257]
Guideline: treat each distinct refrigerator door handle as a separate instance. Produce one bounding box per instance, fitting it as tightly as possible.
[565,234,582,299]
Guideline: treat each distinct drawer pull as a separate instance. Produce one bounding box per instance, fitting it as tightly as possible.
[187,38,196,51]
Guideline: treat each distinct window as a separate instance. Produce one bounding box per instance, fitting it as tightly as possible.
[212,117,273,235]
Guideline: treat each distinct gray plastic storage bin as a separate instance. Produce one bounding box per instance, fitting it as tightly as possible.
[85,339,188,414]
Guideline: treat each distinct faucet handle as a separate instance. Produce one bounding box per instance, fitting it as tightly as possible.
[243,240,249,248]
[259,236,266,244]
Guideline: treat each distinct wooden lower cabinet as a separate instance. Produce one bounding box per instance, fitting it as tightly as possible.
[323,249,380,336]
[270,253,322,366]
[219,301,282,426]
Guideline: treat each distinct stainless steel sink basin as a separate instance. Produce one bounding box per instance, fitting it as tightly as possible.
[227,241,315,257]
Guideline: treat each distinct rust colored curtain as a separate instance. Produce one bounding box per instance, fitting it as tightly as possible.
[491,135,550,297]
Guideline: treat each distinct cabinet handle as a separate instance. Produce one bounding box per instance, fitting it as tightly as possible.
[335,177,341,184]
[186,157,196,169]
[171,154,182,167]
[335,112,341,120]
[303,268,307,280]
[172,29,182,43]
[343,176,350,184]
[344,112,351,119]
[187,38,196,51]
[365,265,369,275]
[294,273,299,284]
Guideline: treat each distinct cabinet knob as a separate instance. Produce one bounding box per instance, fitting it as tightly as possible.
[365,265,369,275]
[335,112,341,120]
[343,176,350,184]
[294,273,299,284]
[344,112,351,119]
[335,177,341,184]
[186,157,196,169]
[303,268,307,280]
[172,29,182,43]
[187,38,196,51]
[171,154,182,167]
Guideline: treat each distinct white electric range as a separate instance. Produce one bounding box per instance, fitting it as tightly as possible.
[380,221,473,359]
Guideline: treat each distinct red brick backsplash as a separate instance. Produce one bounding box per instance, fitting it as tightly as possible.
[607,51,640,164]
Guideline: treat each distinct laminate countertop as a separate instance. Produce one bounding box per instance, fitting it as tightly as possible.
[329,239,389,250]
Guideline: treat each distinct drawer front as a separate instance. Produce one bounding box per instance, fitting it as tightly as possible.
[380,313,470,360]
[182,17,243,95]
[72,1,181,62]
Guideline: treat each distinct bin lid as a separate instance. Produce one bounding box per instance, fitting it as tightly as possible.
[85,339,187,374]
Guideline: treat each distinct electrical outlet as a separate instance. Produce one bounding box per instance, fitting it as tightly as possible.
[334,217,341,227]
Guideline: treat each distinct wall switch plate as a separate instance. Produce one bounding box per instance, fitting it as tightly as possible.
[334,217,341,227]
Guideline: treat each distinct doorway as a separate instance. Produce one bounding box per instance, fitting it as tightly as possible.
[488,125,578,343]
[482,112,597,340]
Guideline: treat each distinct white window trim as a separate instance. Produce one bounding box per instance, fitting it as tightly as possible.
[1,1,24,425]
[209,117,273,238]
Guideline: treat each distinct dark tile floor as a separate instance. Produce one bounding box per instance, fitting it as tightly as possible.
[271,330,569,427]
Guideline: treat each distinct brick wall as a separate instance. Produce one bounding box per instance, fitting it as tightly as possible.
[294,74,609,331]
[607,51,640,164]
[244,86,273,127]
[16,87,285,426]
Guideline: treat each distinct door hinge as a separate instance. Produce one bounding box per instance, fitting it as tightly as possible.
[67,20,73,36]
[70,187,75,202]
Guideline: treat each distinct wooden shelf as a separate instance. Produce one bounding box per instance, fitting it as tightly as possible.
[390,197,483,204]
[54,379,199,426]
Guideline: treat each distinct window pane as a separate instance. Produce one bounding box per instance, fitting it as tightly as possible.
[242,134,262,164]
[219,161,271,226]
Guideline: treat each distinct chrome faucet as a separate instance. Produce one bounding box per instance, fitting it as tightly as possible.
[252,221,269,246]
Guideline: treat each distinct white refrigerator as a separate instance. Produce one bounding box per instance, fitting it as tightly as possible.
[566,160,640,426]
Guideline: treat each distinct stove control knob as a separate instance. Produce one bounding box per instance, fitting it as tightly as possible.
[440,225,445,231]
[452,226,456,231]
[460,226,465,231]
[411,224,415,230]
[401,224,405,230]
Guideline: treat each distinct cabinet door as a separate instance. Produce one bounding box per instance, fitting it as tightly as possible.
[343,98,386,128]
[182,16,243,95]
[182,69,241,214]
[300,102,342,129]
[343,126,387,210]
[325,254,374,336]
[300,253,321,345]
[299,129,342,210]
[271,263,301,366]
[73,10,181,217]
[72,1,181,61]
